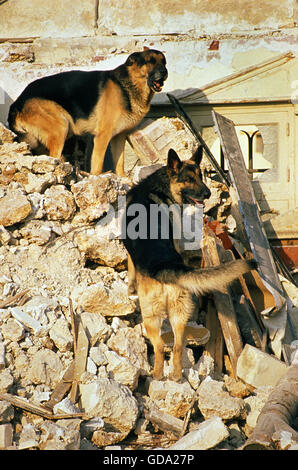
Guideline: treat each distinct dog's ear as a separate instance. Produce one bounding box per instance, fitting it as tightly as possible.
[167,149,182,174]
[126,52,145,67]
[191,145,203,166]
[126,52,139,66]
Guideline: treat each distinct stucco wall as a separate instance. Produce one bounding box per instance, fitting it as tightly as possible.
[0,0,297,38]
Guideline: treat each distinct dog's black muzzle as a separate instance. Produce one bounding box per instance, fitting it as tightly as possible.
[148,66,168,92]
[182,186,211,207]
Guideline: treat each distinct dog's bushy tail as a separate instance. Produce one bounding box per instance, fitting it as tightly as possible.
[155,259,257,295]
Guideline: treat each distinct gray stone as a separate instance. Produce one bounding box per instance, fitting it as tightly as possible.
[79,378,139,439]
[89,344,109,366]
[0,369,14,392]
[18,424,40,450]
[237,344,288,388]
[10,307,43,334]
[244,386,274,429]
[38,421,80,450]
[107,326,150,374]
[198,377,246,421]
[147,378,194,418]
[2,318,25,342]
[105,350,141,390]
[44,185,76,221]
[29,349,64,387]
[79,311,112,345]
[71,173,130,222]
[53,398,80,415]
[169,416,229,450]
[0,189,32,227]
[0,400,14,423]
[74,282,135,317]
[49,316,73,352]
[0,423,13,449]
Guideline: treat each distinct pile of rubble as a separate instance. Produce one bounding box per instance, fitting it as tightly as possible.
[0,121,297,451]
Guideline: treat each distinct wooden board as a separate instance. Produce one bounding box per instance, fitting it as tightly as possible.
[212,110,286,312]
[69,319,89,403]
[202,226,243,376]
[44,361,75,411]
[0,392,85,420]
[205,299,224,374]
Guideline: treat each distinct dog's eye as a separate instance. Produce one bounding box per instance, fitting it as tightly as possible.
[148,57,157,64]
[187,176,196,183]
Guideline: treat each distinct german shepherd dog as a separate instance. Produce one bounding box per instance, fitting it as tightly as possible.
[123,147,257,382]
[8,48,168,176]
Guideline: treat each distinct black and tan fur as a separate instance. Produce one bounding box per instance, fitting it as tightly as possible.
[8,49,168,176]
[123,147,257,382]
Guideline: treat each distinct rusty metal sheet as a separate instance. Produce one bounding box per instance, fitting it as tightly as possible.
[212,110,286,312]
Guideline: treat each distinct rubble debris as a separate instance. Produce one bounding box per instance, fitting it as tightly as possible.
[237,344,288,388]
[243,350,298,450]
[0,188,32,226]
[0,120,297,450]
[168,416,229,450]
[198,377,246,421]
[79,377,139,445]
[144,401,184,437]
[0,423,13,449]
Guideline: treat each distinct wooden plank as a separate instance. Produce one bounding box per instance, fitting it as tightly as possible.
[202,226,243,375]
[0,289,29,309]
[205,299,224,374]
[69,297,78,354]
[0,392,85,420]
[212,110,286,312]
[69,319,89,404]
[144,404,184,437]
[44,361,75,411]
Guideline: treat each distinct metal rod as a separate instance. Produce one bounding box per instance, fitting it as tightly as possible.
[166,93,231,188]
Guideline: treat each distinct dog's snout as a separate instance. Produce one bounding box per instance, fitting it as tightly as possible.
[202,185,211,200]
[154,65,168,81]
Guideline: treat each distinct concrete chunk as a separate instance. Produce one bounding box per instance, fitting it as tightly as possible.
[236,344,288,388]
[0,423,13,449]
[169,416,229,450]
[10,307,43,334]
[0,190,32,226]
[18,424,40,450]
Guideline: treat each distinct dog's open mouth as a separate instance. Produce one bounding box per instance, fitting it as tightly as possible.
[186,195,205,207]
[150,79,164,92]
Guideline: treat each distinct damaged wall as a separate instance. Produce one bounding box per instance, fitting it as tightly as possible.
[0,1,297,214]
[0,0,297,38]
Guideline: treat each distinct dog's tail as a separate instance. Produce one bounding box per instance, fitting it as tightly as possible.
[155,259,257,295]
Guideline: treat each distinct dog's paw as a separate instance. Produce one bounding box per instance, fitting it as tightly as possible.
[169,371,182,383]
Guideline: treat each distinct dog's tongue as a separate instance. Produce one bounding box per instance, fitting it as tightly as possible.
[154,81,161,90]
[188,195,204,206]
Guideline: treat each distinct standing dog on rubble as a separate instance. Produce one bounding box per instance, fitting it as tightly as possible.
[123,146,257,382]
[8,48,168,176]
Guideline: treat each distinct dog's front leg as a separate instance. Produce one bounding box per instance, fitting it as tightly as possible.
[110,132,127,176]
[90,130,112,175]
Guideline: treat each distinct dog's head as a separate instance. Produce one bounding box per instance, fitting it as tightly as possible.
[126,48,168,93]
[166,147,211,206]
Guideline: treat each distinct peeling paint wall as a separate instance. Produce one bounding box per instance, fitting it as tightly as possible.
[0,1,297,213]
[0,0,297,38]
[98,0,297,35]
